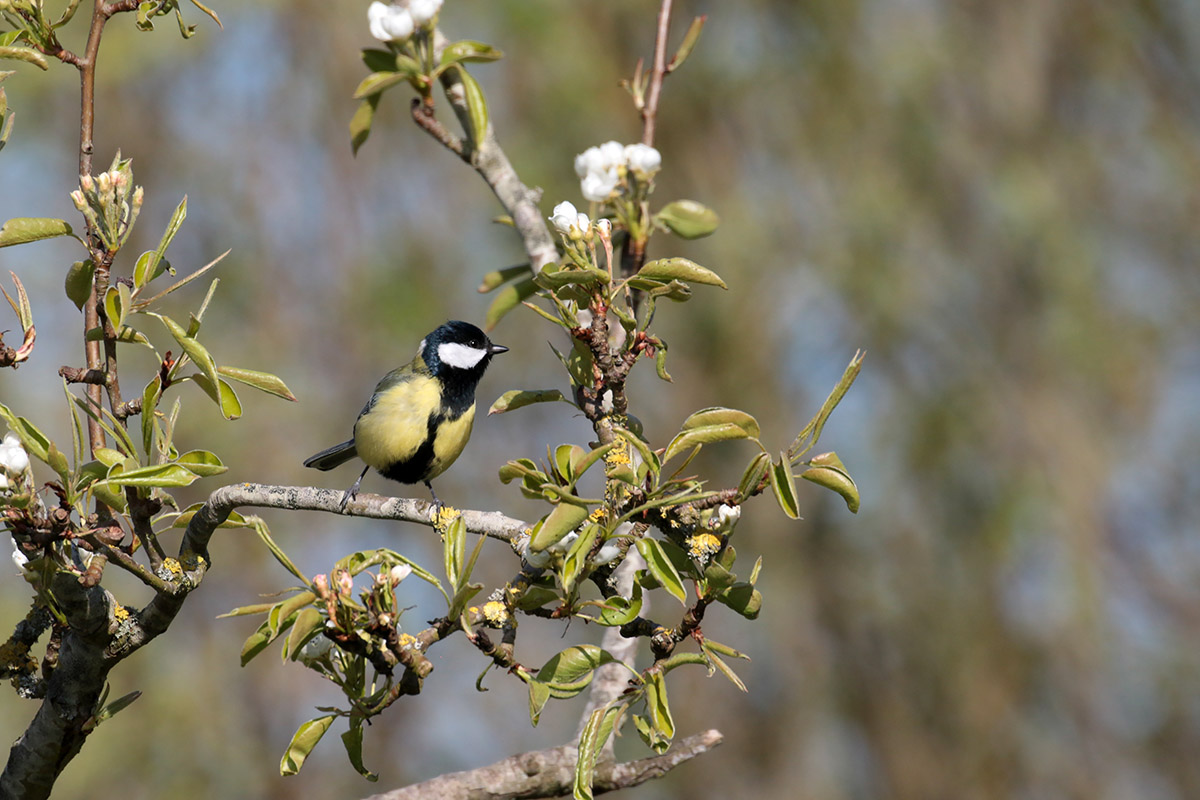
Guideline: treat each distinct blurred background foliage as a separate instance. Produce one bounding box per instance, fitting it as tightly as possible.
[2,0,1200,798]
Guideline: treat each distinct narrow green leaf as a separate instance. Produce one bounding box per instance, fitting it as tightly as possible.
[188,374,243,420]
[737,451,771,502]
[791,350,865,457]
[0,217,73,248]
[477,264,530,293]
[279,716,336,777]
[443,514,467,588]
[527,678,551,726]
[341,719,378,782]
[636,539,687,605]
[217,365,297,401]
[140,375,161,458]
[575,703,622,800]
[644,671,675,740]
[637,257,726,289]
[455,65,489,146]
[488,388,566,416]
[349,94,381,156]
[769,452,800,519]
[702,642,748,692]
[668,15,706,70]
[0,47,49,70]
[353,70,409,100]
[484,276,538,330]
[134,249,228,310]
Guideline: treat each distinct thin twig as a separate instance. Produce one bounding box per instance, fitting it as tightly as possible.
[641,0,673,147]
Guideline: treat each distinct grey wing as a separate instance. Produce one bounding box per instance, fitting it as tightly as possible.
[304,439,358,470]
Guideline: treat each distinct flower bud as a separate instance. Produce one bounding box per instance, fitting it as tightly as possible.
[70,190,87,211]
[550,201,580,234]
[335,569,354,596]
[313,573,330,596]
[390,564,413,585]
[132,186,144,208]
[368,2,414,42]
[624,143,662,177]
[409,0,443,26]
[79,174,94,192]
[96,172,112,194]
[596,218,612,237]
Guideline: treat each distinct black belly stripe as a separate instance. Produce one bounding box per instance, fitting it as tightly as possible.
[379,411,443,484]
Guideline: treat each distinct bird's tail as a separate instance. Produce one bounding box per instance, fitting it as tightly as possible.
[303,440,358,471]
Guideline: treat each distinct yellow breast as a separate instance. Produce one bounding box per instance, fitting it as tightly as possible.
[353,376,476,481]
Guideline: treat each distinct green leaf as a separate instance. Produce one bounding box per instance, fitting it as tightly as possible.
[140,195,187,288]
[529,502,590,553]
[654,341,672,382]
[663,423,754,464]
[654,199,719,239]
[575,703,622,800]
[644,671,675,741]
[483,276,538,330]
[682,407,760,438]
[702,641,748,692]
[349,94,381,156]
[718,582,762,619]
[594,581,642,627]
[0,217,74,248]
[536,645,618,695]
[217,365,297,402]
[636,539,687,605]
[189,374,243,421]
[279,716,336,777]
[800,451,860,513]
[352,70,409,100]
[174,449,227,477]
[477,264,530,293]
[341,718,378,782]
[561,522,600,596]
[668,15,706,70]
[454,65,489,146]
[637,257,726,289]
[527,678,552,726]
[791,350,864,458]
[284,607,325,662]
[769,452,800,519]
[360,48,396,73]
[439,40,503,67]
[536,266,610,290]
[103,285,128,331]
[140,375,161,459]
[0,402,52,464]
[102,462,198,488]
[488,388,567,416]
[737,451,771,502]
[0,47,48,70]
[443,514,467,588]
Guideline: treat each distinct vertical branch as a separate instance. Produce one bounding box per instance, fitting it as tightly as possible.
[641,0,673,148]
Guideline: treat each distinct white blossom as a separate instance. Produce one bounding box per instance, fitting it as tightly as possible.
[409,0,443,25]
[595,218,612,237]
[580,170,620,203]
[0,433,29,485]
[368,2,414,42]
[390,563,413,585]
[9,536,29,575]
[550,201,590,237]
[624,143,662,177]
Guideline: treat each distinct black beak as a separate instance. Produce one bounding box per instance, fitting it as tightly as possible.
[489,343,509,355]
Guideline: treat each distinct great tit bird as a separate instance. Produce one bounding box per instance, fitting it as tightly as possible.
[304,320,507,510]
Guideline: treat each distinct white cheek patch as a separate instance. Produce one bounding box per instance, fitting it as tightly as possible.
[438,341,488,370]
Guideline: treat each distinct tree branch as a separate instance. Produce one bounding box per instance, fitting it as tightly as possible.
[360,729,723,800]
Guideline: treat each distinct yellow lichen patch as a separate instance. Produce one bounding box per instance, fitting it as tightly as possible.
[604,441,632,467]
[161,557,183,576]
[113,605,131,621]
[180,552,206,571]
[435,504,462,530]
[482,600,509,626]
[686,532,722,562]
[398,633,418,649]
[588,506,606,523]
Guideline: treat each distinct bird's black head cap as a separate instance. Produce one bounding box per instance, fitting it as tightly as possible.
[421,321,508,394]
